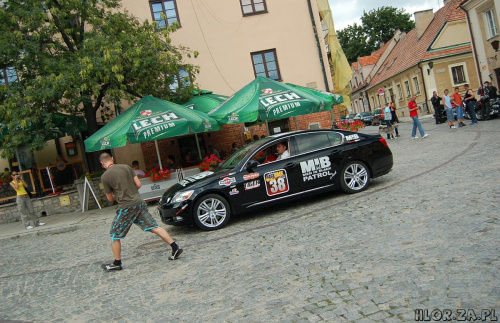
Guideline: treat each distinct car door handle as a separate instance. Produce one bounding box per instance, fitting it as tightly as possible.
[284,162,296,169]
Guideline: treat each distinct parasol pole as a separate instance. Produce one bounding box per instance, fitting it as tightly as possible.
[154,140,163,169]
[195,134,202,160]
[265,120,271,136]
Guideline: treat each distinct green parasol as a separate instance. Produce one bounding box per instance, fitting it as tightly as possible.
[181,92,229,114]
[208,76,334,124]
[84,95,221,152]
[285,83,344,105]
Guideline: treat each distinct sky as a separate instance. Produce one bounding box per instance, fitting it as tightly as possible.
[329,0,444,31]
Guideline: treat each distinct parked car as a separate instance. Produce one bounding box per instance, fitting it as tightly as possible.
[372,108,384,126]
[355,111,374,125]
[157,130,393,230]
[346,113,357,122]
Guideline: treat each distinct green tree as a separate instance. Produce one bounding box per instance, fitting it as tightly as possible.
[336,23,372,65]
[337,6,415,63]
[0,0,198,158]
[361,6,415,49]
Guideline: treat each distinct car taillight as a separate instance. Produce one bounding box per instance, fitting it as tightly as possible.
[379,138,388,147]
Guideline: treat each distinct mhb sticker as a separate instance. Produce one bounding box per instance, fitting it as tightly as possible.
[264,169,289,196]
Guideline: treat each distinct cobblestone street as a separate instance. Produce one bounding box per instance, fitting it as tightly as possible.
[1,116,499,322]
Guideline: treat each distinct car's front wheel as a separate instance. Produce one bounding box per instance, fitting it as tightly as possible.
[193,194,231,230]
[340,161,370,194]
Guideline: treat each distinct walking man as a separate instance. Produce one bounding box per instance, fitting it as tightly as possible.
[408,96,429,139]
[463,84,478,125]
[383,103,395,139]
[99,153,182,271]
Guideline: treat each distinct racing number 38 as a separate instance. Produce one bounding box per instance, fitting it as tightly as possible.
[264,169,289,196]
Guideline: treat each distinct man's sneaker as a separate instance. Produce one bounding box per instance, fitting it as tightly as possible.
[422,134,429,138]
[412,136,418,139]
[101,263,122,271]
[36,222,45,226]
[450,125,456,129]
[470,122,477,125]
[26,225,33,230]
[169,248,183,260]
[460,122,466,127]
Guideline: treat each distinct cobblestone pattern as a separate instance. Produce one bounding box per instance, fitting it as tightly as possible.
[0,118,499,322]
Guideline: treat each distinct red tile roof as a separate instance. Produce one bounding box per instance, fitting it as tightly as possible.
[352,62,358,71]
[368,0,468,88]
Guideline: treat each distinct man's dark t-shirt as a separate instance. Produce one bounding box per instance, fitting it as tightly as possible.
[101,164,143,208]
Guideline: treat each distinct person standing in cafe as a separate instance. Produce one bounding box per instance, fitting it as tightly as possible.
[10,171,45,230]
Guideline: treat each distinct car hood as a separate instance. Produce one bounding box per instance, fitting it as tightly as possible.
[160,167,234,201]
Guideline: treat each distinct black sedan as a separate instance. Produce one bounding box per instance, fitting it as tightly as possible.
[157,130,393,230]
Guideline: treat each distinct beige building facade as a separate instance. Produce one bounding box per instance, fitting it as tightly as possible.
[460,0,500,87]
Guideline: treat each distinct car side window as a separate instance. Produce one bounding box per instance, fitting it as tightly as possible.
[295,133,331,154]
[327,132,343,146]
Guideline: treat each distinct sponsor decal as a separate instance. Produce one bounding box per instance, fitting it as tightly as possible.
[300,156,337,182]
[100,136,111,147]
[228,113,239,122]
[219,177,236,186]
[179,171,214,187]
[229,188,239,195]
[130,111,180,140]
[244,180,260,190]
[262,88,273,94]
[204,119,212,130]
[219,172,235,178]
[259,91,304,117]
[345,134,360,142]
[264,169,289,196]
[243,173,260,181]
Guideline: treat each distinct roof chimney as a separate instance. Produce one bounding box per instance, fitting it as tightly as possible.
[414,9,434,38]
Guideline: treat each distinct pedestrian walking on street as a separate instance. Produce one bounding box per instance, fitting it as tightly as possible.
[443,89,456,129]
[408,96,429,139]
[99,153,183,271]
[451,87,466,127]
[383,103,395,139]
[463,84,478,125]
[10,171,45,230]
[389,102,400,137]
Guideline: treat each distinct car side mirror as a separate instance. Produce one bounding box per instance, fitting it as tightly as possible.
[246,160,259,171]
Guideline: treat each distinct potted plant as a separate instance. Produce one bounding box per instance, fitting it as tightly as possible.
[335,120,365,132]
[198,154,222,172]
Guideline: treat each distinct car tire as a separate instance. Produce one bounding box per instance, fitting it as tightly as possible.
[193,194,231,230]
[340,161,370,194]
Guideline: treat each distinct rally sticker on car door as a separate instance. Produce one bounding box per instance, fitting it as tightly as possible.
[264,169,289,196]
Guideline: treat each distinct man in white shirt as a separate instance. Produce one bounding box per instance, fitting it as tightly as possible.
[276,141,290,160]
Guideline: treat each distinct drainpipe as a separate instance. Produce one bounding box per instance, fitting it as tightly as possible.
[418,62,430,113]
[461,5,483,86]
[306,0,330,92]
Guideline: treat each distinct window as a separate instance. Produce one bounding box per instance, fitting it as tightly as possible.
[413,77,421,94]
[450,65,467,85]
[295,133,331,154]
[396,84,403,100]
[169,68,191,91]
[484,9,498,39]
[0,67,18,86]
[404,80,411,97]
[240,0,267,16]
[308,122,320,130]
[251,49,281,80]
[150,0,179,29]
[371,96,376,109]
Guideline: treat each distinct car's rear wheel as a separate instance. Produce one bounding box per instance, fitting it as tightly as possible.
[340,161,370,194]
[193,194,231,230]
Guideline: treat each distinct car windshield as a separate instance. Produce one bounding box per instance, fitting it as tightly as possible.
[220,139,268,169]
[360,112,372,116]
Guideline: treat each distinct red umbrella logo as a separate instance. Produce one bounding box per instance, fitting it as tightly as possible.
[140,110,152,117]
[262,88,273,94]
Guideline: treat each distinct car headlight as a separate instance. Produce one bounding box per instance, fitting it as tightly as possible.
[171,190,194,203]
